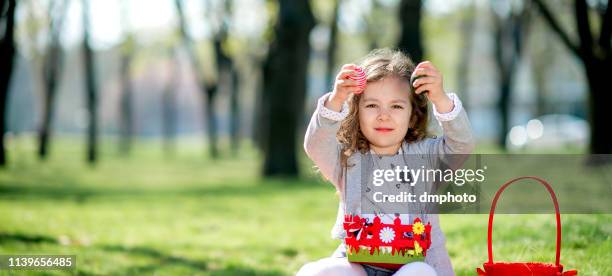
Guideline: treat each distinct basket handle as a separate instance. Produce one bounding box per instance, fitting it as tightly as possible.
[487,176,561,267]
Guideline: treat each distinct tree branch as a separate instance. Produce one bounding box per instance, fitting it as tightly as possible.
[532,0,581,58]
[174,0,208,91]
[575,0,593,60]
[513,3,532,56]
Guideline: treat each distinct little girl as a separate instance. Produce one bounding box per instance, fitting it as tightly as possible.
[298,49,475,276]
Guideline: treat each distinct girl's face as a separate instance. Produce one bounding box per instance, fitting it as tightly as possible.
[358,76,412,155]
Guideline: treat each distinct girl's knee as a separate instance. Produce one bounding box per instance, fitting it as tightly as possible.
[296,258,366,276]
[296,261,318,276]
[394,261,437,276]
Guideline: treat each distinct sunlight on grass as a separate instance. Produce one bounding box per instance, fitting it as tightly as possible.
[0,136,609,275]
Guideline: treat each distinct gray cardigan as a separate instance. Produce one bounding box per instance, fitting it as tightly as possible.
[303,92,475,275]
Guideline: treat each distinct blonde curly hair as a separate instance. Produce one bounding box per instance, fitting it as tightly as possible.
[337,48,429,170]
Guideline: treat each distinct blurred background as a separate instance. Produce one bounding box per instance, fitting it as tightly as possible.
[0,0,610,275]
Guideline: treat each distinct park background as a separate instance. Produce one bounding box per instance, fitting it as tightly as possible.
[0,0,610,275]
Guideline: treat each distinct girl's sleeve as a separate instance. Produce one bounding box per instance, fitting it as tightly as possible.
[303,92,349,189]
[424,93,475,194]
[428,93,476,157]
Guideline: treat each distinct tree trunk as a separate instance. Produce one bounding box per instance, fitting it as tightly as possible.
[496,76,512,148]
[174,0,219,159]
[533,0,611,155]
[82,0,98,164]
[491,5,530,150]
[584,58,612,155]
[219,0,240,156]
[205,84,218,158]
[0,0,17,166]
[38,47,63,159]
[398,0,423,62]
[262,0,315,177]
[38,0,67,160]
[209,36,232,159]
[229,66,240,156]
[119,51,133,155]
[253,59,265,151]
[493,16,515,149]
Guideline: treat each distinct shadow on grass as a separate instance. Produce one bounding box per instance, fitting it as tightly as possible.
[0,233,284,275]
[0,177,331,202]
[101,245,209,271]
[0,232,57,244]
[100,245,284,275]
[109,263,285,276]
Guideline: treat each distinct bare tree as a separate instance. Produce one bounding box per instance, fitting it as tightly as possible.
[209,0,241,156]
[174,0,219,159]
[0,0,17,166]
[533,0,612,154]
[261,0,315,176]
[38,0,68,160]
[82,0,99,164]
[491,1,531,149]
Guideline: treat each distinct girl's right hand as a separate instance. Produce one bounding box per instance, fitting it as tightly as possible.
[326,64,364,112]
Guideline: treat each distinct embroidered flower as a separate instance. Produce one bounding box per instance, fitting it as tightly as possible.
[413,221,425,235]
[379,227,395,244]
[414,241,423,255]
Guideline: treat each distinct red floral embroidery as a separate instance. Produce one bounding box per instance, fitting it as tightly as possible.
[343,214,432,257]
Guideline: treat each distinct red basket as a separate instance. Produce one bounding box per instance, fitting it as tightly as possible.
[476,176,578,276]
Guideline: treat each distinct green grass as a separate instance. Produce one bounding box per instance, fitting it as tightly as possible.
[0,136,610,275]
[346,247,425,264]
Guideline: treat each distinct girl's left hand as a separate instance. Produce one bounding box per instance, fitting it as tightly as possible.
[411,61,449,105]
[410,61,453,112]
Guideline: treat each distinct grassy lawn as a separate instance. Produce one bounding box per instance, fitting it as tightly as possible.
[0,137,610,275]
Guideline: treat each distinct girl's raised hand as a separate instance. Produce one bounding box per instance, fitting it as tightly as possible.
[326,64,366,111]
[411,61,453,112]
